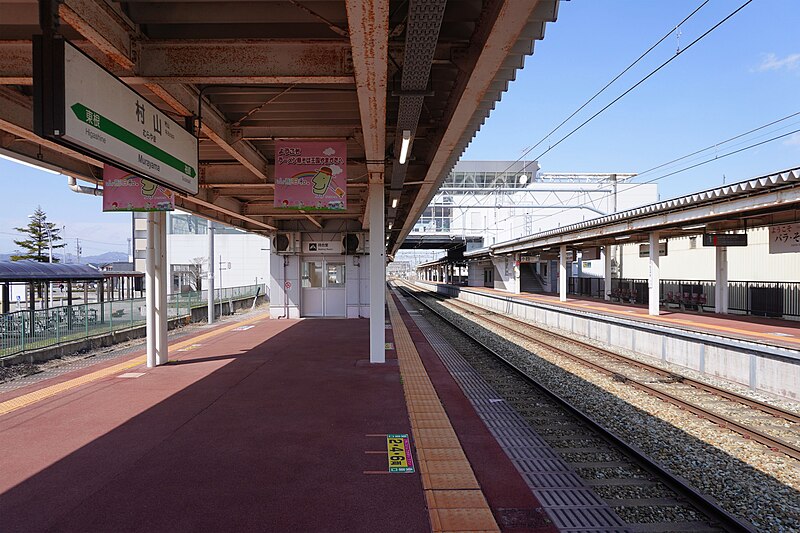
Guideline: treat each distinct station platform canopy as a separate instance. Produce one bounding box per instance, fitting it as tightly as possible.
[400,234,483,250]
[466,167,800,258]
[0,0,561,253]
[0,261,104,282]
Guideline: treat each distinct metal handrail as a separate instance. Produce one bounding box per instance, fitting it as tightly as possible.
[1,283,268,358]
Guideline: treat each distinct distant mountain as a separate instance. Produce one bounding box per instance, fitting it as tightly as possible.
[0,251,128,264]
[78,251,129,265]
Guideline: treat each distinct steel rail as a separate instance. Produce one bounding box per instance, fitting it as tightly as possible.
[413,285,800,461]
[392,281,756,533]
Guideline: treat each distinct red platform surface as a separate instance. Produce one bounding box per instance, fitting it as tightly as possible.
[438,284,800,350]
[0,318,429,532]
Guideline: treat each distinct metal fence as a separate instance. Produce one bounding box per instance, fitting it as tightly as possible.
[567,278,800,318]
[1,284,266,359]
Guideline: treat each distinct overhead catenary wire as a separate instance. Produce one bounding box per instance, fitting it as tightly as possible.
[500,125,800,234]
[493,0,713,181]
[530,0,755,164]
[442,109,800,237]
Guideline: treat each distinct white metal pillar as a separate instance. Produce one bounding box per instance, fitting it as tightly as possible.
[145,212,157,368]
[715,246,729,314]
[604,245,612,301]
[559,245,567,302]
[155,211,168,365]
[368,181,385,364]
[648,232,660,316]
[207,222,215,325]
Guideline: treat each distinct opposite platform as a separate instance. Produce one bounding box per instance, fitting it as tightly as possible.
[419,282,800,352]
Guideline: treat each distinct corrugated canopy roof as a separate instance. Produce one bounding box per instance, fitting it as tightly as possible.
[0,261,104,281]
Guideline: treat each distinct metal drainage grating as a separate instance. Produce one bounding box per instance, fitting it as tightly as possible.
[397,295,630,532]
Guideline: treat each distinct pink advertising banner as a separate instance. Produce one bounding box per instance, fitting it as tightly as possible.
[274,140,347,211]
[102,164,175,212]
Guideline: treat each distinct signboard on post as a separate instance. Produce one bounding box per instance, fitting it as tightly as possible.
[581,247,601,260]
[274,140,347,211]
[769,223,800,254]
[638,242,668,257]
[34,38,198,195]
[102,165,175,212]
[703,233,748,247]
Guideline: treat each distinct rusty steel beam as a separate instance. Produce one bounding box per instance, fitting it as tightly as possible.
[345,0,388,178]
[178,188,276,231]
[244,203,364,216]
[147,83,271,182]
[302,214,324,228]
[136,40,354,85]
[177,195,276,232]
[0,41,31,85]
[397,0,549,246]
[0,87,102,168]
[60,0,137,70]
[57,1,272,185]
[0,39,355,85]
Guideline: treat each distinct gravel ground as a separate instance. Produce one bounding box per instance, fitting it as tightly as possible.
[418,292,800,533]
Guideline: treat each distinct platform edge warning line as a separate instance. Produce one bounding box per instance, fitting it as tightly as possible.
[0,313,267,417]
[386,289,500,533]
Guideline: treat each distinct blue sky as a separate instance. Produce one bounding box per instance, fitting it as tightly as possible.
[2,0,799,253]
[464,0,800,200]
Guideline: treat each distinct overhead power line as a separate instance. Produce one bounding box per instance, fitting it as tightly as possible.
[531,0,755,163]
[502,123,800,233]
[495,0,713,181]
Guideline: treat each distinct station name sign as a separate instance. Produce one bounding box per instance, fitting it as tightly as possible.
[702,233,748,247]
[33,37,198,195]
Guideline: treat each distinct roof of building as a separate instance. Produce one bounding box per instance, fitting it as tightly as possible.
[0,261,105,282]
[465,166,800,258]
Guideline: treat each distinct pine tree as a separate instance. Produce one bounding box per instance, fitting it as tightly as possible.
[12,206,66,262]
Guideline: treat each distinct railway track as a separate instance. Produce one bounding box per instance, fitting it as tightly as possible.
[392,281,769,532]
[402,282,800,461]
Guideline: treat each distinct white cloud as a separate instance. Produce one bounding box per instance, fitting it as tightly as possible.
[755,52,800,72]
[323,147,336,156]
[329,164,343,176]
[783,132,800,147]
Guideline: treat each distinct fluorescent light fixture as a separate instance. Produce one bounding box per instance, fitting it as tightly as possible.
[681,224,706,230]
[518,174,528,184]
[391,197,398,209]
[614,235,631,240]
[399,130,411,164]
[574,242,584,246]
[542,247,551,251]
[0,150,61,175]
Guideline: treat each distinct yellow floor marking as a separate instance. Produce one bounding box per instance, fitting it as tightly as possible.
[0,313,267,417]
[387,291,500,533]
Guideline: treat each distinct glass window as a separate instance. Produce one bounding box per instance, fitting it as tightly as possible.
[302,261,323,288]
[326,263,346,287]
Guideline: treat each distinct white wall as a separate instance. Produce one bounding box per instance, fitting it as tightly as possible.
[270,253,301,318]
[345,255,368,318]
[269,231,370,318]
[618,228,800,282]
[167,232,270,292]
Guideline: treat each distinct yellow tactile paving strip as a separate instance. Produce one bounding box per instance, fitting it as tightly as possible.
[387,292,500,533]
[0,313,267,417]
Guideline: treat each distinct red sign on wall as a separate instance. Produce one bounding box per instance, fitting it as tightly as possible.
[274,140,347,211]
